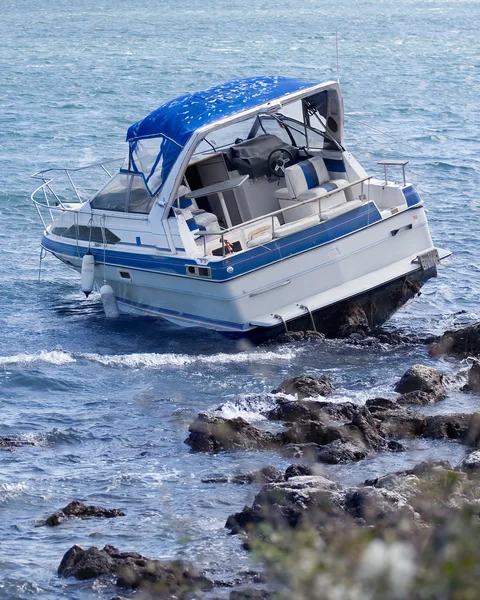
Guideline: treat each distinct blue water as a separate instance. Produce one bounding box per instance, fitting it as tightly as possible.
[1,0,479,597]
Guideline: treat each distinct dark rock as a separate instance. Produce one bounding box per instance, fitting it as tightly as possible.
[40,500,125,527]
[225,475,345,533]
[281,419,344,446]
[284,464,315,479]
[202,467,283,485]
[316,440,369,464]
[461,450,480,471]
[430,324,480,357]
[466,360,480,393]
[463,413,480,448]
[423,413,473,440]
[0,436,36,448]
[394,364,446,399]
[365,397,398,410]
[230,590,272,600]
[58,545,114,580]
[266,398,355,423]
[281,443,323,460]
[374,407,427,438]
[58,545,213,595]
[338,303,370,337]
[396,391,440,405]
[272,375,334,399]
[185,414,280,452]
[275,330,325,344]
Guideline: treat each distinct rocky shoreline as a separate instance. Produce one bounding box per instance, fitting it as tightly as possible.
[5,322,480,598]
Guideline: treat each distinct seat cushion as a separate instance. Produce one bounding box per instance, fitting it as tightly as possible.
[274,214,320,238]
[321,199,363,221]
[285,156,329,198]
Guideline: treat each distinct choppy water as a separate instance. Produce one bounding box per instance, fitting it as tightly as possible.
[1,0,480,597]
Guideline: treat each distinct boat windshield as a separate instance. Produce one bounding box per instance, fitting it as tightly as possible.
[191,112,340,162]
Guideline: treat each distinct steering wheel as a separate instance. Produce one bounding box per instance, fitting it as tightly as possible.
[268,148,294,178]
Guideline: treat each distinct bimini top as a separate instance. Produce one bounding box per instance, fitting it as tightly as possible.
[125,76,319,197]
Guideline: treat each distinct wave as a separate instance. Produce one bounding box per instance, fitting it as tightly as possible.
[0,482,29,503]
[0,348,298,370]
[78,348,298,369]
[0,350,75,367]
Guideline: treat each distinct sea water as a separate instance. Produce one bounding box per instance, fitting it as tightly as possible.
[1,0,479,597]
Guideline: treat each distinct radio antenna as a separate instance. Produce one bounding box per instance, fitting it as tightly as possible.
[335,29,340,83]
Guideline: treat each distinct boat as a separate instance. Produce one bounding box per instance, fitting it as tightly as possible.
[31,75,450,340]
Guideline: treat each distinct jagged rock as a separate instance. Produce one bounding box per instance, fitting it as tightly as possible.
[230,590,272,600]
[461,450,480,471]
[373,407,427,438]
[275,330,325,344]
[284,464,315,479]
[365,397,398,410]
[430,324,480,357]
[0,436,36,448]
[58,545,114,580]
[396,391,440,406]
[281,443,324,460]
[225,475,345,533]
[58,545,212,595]
[316,440,369,464]
[465,360,480,393]
[463,413,480,447]
[394,364,446,400]
[40,500,125,526]
[272,375,334,400]
[338,303,370,337]
[423,413,473,440]
[266,398,356,423]
[185,414,280,452]
[201,466,284,485]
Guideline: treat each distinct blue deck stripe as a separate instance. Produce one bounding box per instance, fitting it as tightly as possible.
[42,202,382,282]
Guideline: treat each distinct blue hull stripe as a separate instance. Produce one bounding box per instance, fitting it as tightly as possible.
[42,202,382,282]
[299,160,320,189]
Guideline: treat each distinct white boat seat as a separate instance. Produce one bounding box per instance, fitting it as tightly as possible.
[274,214,320,238]
[321,199,362,221]
[192,209,219,232]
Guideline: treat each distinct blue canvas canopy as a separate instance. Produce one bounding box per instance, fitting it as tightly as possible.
[125,76,317,196]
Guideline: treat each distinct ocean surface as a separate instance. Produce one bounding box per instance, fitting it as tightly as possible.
[1,0,479,597]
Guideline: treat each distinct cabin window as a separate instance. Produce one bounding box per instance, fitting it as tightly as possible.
[91,172,155,214]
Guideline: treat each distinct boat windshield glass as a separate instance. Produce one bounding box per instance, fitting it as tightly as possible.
[91,172,155,213]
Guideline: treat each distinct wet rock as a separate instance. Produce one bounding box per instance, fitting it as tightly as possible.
[316,440,369,464]
[275,330,325,344]
[365,397,398,410]
[394,364,446,400]
[58,545,114,580]
[185,414,280,452]
[461,450,480,472]
[431,324,480,357]
[396,390,440,406]
[225,475,345,533]
[465,360,480,393]
[41,500,125,527]
[230,590,272,600]
[202,467,284,485]
[0,436,36,448]
[272,375,334,400]
[463,413,480,448]
[266,397,355,423]
[281,443,324,461]
[338,303,370,337]
[423,413,473,441]
[372,407,427,438]
[58,544,213,595]
[284,464,315,479]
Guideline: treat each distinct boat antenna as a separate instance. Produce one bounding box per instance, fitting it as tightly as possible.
[335,29,340,83]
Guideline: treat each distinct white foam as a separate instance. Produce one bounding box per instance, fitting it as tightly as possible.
[78,348,297,369]
[0,350,76,367]
[217,392,292,422]
[0,482,29,503]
